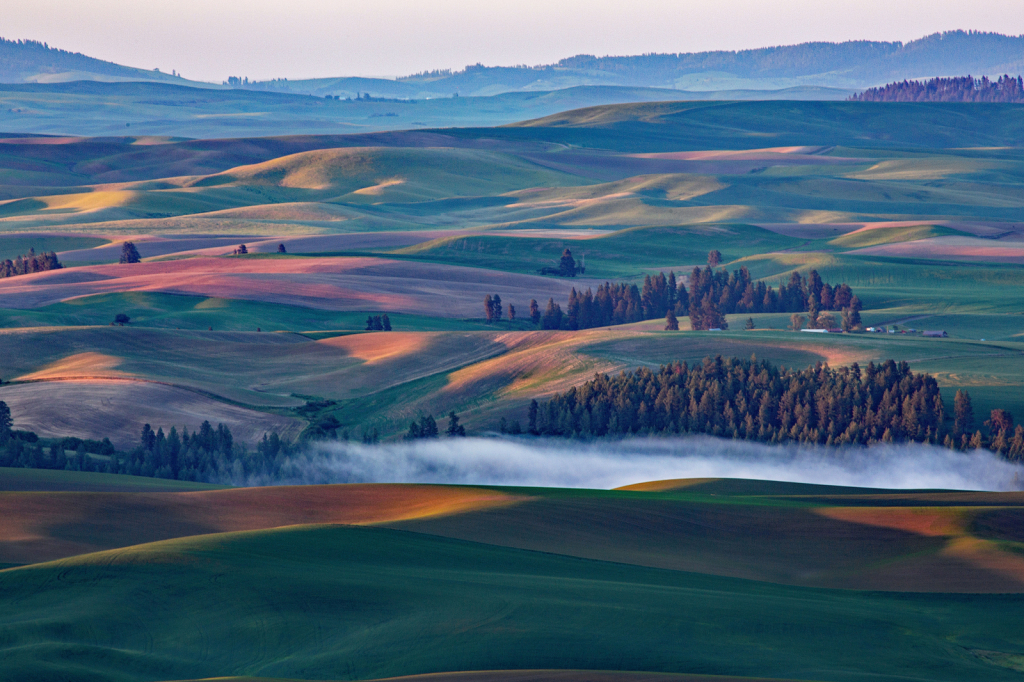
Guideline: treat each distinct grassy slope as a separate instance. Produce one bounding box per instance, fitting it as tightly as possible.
[0,467,224,492]
[0,292,509,333]
[1,522,1023,682]
[503,100,1024,151]
[390,484,1024,592]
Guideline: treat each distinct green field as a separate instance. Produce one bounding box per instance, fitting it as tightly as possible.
[0,291,508,333]
[0,466,225,492]
[3,479,1024,682]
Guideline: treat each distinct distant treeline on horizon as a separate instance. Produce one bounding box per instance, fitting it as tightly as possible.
[851,75,1024,103]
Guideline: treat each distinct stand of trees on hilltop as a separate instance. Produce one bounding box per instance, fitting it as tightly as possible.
[0,249,61,278]
[523,356,1024,460]
[851,75,1024,102]
[524,263,859,331]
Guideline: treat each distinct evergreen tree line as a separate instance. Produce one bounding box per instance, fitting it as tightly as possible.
[0,248,62,279]
[0,403,301,482]
[520,265,857,332]
[523,356,1024,459]
[406,412,466,439]
[851,75,1024,103]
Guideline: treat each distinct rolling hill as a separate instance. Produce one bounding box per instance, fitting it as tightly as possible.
[2,477,1024,681]
[0,37,199,86]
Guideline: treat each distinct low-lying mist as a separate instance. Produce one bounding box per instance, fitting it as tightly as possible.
[241,436,1024,492]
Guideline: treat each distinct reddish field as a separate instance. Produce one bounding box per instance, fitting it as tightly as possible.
[0,255,596,316]
[0,483,523,564]
[849,235,1024,263]
[755,220,1019,240]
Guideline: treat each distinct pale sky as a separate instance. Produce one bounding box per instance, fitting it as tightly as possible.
[4,0,1023,82]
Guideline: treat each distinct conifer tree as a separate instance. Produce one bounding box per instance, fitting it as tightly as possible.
[0,400,11,441]
[484,294,494,323]
[559,248,577,277]
[529,299,540,326]
[954,389,974,436]
[665,309,679,331]
[419,415,439,438]
[446,411,466,437]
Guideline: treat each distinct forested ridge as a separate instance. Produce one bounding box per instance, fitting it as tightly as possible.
[852,75,1024,102]
[527,356,1024,459]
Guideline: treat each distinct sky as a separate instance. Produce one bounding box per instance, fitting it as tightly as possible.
[4,0,1024,82]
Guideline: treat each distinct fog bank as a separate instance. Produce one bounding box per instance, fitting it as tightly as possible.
[246,437,1024,492]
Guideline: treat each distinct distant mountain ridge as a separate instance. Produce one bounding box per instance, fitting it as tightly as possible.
[239,30,1024,97]
[0,30,1022,98]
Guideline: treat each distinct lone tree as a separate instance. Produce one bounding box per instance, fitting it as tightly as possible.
[277,243,287,253]
[790,313,806,331]
[0,400,11,442]
[114,313,130,326]
[529,299,541,326]
[446,411,466,437]
[665,309,679,331]
[842,295,863,331]
[559,248,577,277]
[484,295,494,323]
[745,317,755,330]
[119,241,141,264]
[707,250,722,268]
[954,389,974,436]
[508,304,516,323]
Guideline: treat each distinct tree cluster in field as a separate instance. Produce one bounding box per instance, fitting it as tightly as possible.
[539,248,584,277]
[406,412,466,439]
[522,356,1024,460]
[233,244,248,255]
[365,314,392,331]
[484,294,515,324]
[851,75,1024,102]
[511,260,858,332]
[0,248,62,279]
